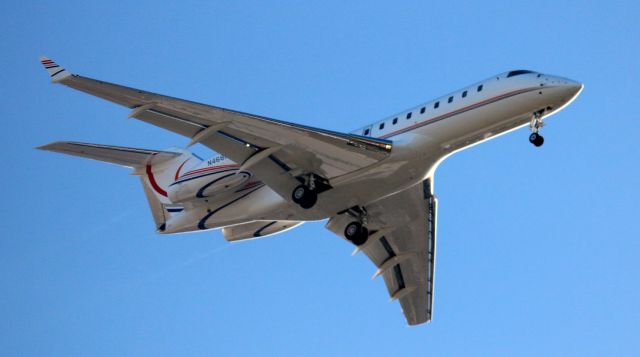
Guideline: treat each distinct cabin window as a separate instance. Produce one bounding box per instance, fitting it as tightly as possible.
[392,118,398,125]
[477,84,483,92]
[462,90,467,98]
[379,123,385,130]
[406,112,412,119]
[434,101,440,109]
[363,128,370,136]
[420,107,426,114]
[448,96,453,103]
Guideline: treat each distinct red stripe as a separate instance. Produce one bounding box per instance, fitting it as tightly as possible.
[174,158,190,180]
[181,165,235,177]
[378,87,538,139]
[146,163,168,197]
[181,164,240,177]
[41,60,54,64]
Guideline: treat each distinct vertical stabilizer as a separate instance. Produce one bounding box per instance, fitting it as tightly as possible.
[138,148,201,231]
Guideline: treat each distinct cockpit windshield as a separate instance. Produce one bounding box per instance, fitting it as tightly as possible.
[506,70,535,78]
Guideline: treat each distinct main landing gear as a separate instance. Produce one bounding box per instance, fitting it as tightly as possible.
[529,110,545,147]
[344,221,369,246]
[291,174,318,209]
[343,207,369,246]
[291,184,317,209]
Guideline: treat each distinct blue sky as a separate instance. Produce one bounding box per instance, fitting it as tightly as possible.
[2,1,640,355]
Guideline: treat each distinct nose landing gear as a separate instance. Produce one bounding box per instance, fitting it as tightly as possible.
[529,132,544,147]
[529,110,545,147]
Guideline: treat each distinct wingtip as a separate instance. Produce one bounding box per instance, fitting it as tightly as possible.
[36,141,64,151]
[35,143,53,151]
[39,55,71,82]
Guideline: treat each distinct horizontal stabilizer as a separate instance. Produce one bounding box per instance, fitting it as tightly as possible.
[37,141,181,168]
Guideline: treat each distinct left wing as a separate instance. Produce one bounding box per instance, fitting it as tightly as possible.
[325,179,438,325]
[39,57,392,202]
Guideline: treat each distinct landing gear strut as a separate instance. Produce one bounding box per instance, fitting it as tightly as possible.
[529,110,545,147]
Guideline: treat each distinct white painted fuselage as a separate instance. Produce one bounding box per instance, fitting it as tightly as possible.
[163,70,582,233]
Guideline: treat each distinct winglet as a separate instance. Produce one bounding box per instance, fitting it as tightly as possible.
[39,56,71,83]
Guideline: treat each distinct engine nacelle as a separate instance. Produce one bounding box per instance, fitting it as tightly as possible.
[167,158,251,203]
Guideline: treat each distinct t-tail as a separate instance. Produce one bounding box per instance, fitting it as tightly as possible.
[37,141,201,232]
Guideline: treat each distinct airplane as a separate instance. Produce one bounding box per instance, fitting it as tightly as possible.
[37,56,582,325]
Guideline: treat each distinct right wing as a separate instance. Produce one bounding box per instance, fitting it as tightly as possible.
[325,179,438,325]
[39,57,392,204]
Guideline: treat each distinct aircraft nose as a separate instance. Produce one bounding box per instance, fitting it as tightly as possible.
[564,79,584,98]
[549,75,583,98]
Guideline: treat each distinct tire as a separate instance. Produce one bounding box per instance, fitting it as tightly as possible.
[344,222,362,241]
[534,135,544,147]
[351,226,369,246]
[292,184,317,209]
[344,222,368,246]
[529,133,539,143]
[299,190,317,209]
[292,185,308,204]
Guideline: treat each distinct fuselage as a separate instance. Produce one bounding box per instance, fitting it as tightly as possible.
[165,70,583,232]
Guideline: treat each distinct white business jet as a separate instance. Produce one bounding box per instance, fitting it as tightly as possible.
[38,57,582,325]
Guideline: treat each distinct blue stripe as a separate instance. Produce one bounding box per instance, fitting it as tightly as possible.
[196,173,238,198]
[253,221,278,237]
[197,186,263,230]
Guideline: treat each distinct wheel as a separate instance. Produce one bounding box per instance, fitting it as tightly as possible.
[291,185,308,204]
[344,222,368,246]
[529,132,539,143]
[291,184,318,209]
[344,221,362,241]
[351,226,369,246]
[529,133,544,147]
[299,190,317,209]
